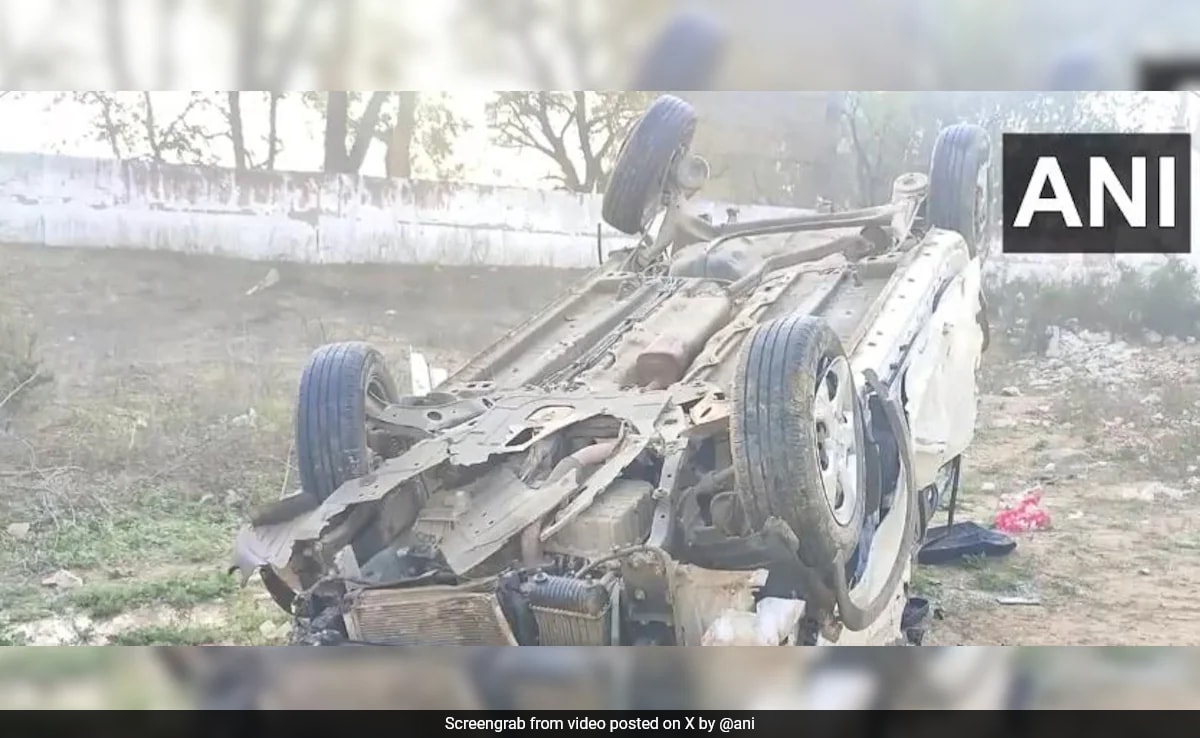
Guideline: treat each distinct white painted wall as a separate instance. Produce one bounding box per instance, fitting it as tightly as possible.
[0,152,807,269]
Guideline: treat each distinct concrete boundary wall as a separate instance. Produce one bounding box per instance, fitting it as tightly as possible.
[0,152,809,269]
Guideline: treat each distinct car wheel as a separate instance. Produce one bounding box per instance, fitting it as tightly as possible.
[296,341,400,502]
[602,94,698,235]
[731,315,867,570]
[928,123,991,256]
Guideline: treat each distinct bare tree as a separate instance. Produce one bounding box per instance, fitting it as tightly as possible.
[315,91,390,174]
[385,92,419,179]
[487,91,649,192]
[66,92,222,166]
[378,93,470,180]
[227,92,247,170]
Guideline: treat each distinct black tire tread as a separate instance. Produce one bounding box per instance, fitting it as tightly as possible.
[296,341,396,502]
[731,315,866,569]
[928,123,990,255]
[602,94,698,235]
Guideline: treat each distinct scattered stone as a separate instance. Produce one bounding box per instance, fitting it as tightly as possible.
[1043,462,1056,474]
[1145,330,1163,345]
[258,620,290,641]
[5,522,31,540]
[1000,386,1022,397]
[991,417,1019,430]
[997,595,1041,606]
[41,570,83,589]
[1119,482,1190,502]
[980,482,997,493]
[245,267,280,296]
[1138,568,1152,576]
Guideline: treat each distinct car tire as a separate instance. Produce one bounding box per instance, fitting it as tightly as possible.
[296,341,399,502]
[928,123,991,256]
[602,94,698,235]
[731,315,867,570]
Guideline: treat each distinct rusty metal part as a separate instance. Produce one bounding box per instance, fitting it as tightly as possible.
[523,573,613,646]
[343,583,518,646]
[543,479,655,560]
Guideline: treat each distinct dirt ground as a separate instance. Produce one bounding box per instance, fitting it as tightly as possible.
[2,242,1200,648]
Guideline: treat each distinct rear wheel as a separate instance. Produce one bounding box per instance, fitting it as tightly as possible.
[602,94,698,235]
[928,123,991,256]
[296,341,399,502]
[731,315,866,570]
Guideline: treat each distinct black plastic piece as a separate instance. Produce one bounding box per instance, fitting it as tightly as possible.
[918,521,1016,565]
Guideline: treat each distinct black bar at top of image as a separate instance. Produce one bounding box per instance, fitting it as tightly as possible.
[5,710,1197,738]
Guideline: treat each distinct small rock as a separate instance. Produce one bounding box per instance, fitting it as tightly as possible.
[991,417,1018,430]
[1141,393,1162,405]
[1187,465,1197,474]
[980,482,997,493]
[1145,330,1163,344]
[1043,462,1056,473]
[41,570,83,589]
[1000,386,1022,397]
[384,309,398,316]
[1138,568,1152,576]
[258,620,278,638]
[5,522,31,540]
[1189,336,1197,345]
[230,408,258,428]
[224,489,243,506]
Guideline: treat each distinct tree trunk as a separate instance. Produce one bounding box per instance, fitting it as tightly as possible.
[385,92,419,179]
[323,91,350,172]
[142,92,163,162]
[266,92,281,170]
[345,91,389,173]
[227,92,247,170]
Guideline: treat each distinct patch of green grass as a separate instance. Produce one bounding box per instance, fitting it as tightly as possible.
[65,572,237,619]
[958,554,1034,594]
[910,566,944,598]
[0,583,51,625]
[36,496,242,573]
[109,625,225,646]
[0,629,28,646]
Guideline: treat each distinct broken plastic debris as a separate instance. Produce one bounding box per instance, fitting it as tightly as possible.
[994,487,1051,533]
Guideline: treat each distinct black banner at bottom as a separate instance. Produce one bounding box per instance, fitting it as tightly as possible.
[0,710,1183,738]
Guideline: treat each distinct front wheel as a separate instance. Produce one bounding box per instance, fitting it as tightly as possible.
[296,341,400,502]
[601,94,698,235]
[928,123,991,256]
[731,315,867,570]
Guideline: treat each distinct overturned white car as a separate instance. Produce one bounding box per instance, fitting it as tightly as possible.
[233,94,992,648]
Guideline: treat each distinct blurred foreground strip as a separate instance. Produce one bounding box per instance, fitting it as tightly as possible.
[5,647,1200,709]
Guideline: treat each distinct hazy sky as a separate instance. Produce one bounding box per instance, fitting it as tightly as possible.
[1,91,554,187]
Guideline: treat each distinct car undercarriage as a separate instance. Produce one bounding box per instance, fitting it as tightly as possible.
[231,94,992,648]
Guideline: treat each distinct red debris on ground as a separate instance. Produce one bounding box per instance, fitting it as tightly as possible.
[994,486,1052,533]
